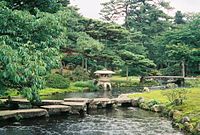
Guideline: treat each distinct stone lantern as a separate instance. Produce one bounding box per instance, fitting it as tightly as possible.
[94,69,115,90]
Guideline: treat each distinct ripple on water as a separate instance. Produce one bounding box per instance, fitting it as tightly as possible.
[0,108,183,135]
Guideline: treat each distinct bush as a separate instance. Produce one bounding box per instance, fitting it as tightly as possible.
[185,79,200,88]
[141,80,160,86]
[64,66,90,81]
[74,80,98,91]
[45,74,70,89]
[161,88,190,105]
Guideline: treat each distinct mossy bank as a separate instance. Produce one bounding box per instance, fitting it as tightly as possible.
[128,88,200,134]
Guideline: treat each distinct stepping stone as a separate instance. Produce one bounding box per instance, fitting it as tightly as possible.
[41,100,63,105]
[112,98,132,107]
[112,98,132,104]
[40,105,71,115]
[64,98,91,103]
[0,109,48,120]
[8,99,32,109]
[0,99,7,103]
[61,102,87,114]
[89,98,114,109]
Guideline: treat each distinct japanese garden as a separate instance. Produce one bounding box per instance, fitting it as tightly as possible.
[0,0,200,135]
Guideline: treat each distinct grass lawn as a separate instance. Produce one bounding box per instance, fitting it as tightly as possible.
[128,87,200,124]
[39,85,85,96]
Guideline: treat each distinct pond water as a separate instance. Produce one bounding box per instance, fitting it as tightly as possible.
[0,108,183,135]
[41,87,143,100]
[0,87,183,135]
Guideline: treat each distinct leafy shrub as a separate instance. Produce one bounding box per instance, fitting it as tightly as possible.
[21,87,41,104]
[185,79,200,88]
[74,80,98,91]
[162,88,190,105]
[4,89,20,97]
[64,66,90,82]
[149,70,162,76]
[0,83,7,97]
[45,73,70,89]
[147,100,160,108]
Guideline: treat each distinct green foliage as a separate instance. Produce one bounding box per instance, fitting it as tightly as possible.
[119,50,156,76]
[185,79,200,88]
[0,2,67,101]
[147,100,160,108]
[174,11,185,24]
[65,66,90,81]
[45,74,70,89]
[74,80,98,91]
[4,89,19,96]
[141,80,160,87]
[161,89,190,105]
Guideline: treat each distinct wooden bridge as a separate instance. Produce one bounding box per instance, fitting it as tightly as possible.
[142,76,197,86]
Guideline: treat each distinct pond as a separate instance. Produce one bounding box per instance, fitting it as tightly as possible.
[41,87,143,100]
[0,108,183,135]
[0,87,183,135]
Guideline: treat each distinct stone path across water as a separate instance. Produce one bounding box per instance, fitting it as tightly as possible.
[0,97,134,121]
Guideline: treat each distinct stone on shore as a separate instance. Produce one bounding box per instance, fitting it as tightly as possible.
[8,99,32,109]
[41,100,63,105]
[61,102,87,114]
[0,109,48,120]
[89,98,114,109]
[40,105,71,115]
[64,98,91,103]
[151,104,165,112]
[112,98,132,107]
[131,99,139,107]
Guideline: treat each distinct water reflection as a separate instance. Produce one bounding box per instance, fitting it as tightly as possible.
[41,87,142,100]
[0,108,183,135]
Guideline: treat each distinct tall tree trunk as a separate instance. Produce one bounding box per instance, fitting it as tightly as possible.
[82,56,84,69]
[60,62,63,75]
[104,61,107,69]
[126,66,129,81]
[182,60,185,77]
[85,58,88,71]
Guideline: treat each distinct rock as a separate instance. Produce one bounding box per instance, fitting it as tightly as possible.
[151,104,165,112]
[40,105,71,115]
[181,116,190,123]
[63,98,91,103]
[172,110,182,120]
[0,109,48,120]
[13,122,21,126]
[139,103,149,110]
[89,98,114,109]
[128,107,137,111]
[184,122,194,132]
[143,87,150,92]
[168,110,174,117]
[166,83,178,89]
[112,98,132,107]
[131,99,139,107]
[41,100,63,105]
[62,102,87,114]
[137,97,145,104]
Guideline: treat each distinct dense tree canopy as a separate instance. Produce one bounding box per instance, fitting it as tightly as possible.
[0,0,199,100]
